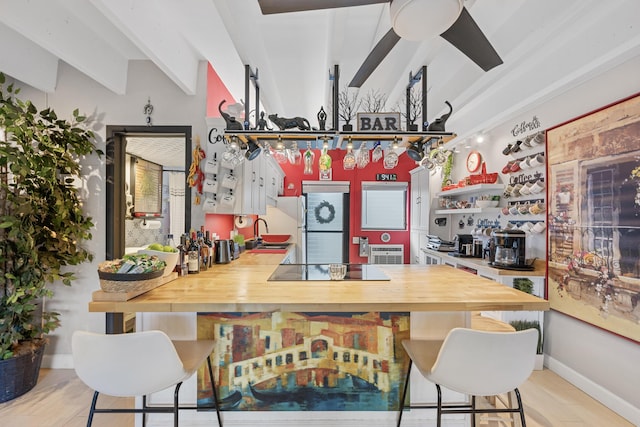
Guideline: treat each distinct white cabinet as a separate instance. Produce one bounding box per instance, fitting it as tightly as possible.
[204,141,283,215]
[410,231,428,264]
[410,166,430,230]
[265,156,285,205]
[238,155,266,215]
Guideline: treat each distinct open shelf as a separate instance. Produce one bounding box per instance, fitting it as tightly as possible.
[435,183,504,197]
[434,207,502,215]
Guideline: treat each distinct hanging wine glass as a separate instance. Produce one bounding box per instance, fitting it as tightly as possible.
[372,141,383,162]
[303,141,314,175]
[273,136,288,164]
[287,141,302,165]
[319,137,331,171]
[357,142,370,169]
[383,138,399,169]
[343,137,356,170]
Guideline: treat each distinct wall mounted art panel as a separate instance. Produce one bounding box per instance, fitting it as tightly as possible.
[196,311,410,411]
[547,93,640,343]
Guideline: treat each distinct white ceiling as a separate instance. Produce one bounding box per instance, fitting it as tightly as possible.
[1,0,639,142]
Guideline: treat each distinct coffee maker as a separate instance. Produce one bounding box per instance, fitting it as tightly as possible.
[454,234,474,257]
[489,229,532,270]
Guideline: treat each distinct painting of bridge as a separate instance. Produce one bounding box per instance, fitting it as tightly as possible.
[196,311,410,411]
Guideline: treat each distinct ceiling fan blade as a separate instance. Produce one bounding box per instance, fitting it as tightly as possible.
[349,28,401,88]
[440,7,503,72]
[258,0,387,15]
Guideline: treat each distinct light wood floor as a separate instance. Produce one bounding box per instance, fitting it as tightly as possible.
[0,368,633,426]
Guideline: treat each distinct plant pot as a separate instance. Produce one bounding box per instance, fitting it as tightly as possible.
[407,123,419,131]
[0,340,45,403]
[342,124,353,132]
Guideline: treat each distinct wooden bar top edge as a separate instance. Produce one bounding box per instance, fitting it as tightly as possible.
[89,254,549,313]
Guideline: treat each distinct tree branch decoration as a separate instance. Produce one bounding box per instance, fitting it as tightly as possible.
[361,89,388,113]
[394,86,422,129]
[338,87,361,126]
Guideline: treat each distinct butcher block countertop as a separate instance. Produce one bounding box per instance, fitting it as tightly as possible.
[89,251,549,314]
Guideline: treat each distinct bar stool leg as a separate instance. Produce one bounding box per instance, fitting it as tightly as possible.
[207,356,223,427]
[396,360,412,427]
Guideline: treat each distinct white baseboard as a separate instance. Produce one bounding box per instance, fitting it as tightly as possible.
[42,353,73,369]
[546,356,639,426]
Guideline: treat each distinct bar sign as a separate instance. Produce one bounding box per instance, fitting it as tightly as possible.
[376,173,397,181]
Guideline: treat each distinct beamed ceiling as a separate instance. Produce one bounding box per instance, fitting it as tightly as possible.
[1,0,639,142]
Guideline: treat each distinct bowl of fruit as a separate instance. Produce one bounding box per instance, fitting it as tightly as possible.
[138,243,180,277]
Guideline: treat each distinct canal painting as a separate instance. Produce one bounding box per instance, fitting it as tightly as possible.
[196,311,410,411]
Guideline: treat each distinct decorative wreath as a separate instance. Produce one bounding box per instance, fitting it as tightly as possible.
[314,200,336,224]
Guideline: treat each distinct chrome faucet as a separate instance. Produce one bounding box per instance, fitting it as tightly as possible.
[254,218,269,238]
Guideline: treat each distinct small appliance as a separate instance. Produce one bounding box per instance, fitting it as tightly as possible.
[214,240,232,264]
[454,234,474,257]
[426,235,455,252]
[489,229,533,270]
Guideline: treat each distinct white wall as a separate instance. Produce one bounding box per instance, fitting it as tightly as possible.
[11,60,209,369]
[480,54,640,425]
[5,52,639,423]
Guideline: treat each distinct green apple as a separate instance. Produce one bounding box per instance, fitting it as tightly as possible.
[163,245,177,253]
[148,243,163,251]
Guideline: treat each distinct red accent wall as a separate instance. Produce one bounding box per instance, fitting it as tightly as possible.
[277,149,415,264]
[206,63,237,118]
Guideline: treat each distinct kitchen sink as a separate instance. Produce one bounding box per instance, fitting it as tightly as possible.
[253,244,289,250]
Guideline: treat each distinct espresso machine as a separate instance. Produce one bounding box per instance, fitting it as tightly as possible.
[488,229,533,270]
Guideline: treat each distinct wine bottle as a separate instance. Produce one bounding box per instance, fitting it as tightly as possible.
[177,234,188,276]
[204,230,214,268]
[188,231,200,274]
[198,230,209,271]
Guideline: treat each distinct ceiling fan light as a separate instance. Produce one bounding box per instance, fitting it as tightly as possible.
[390,0,463,41]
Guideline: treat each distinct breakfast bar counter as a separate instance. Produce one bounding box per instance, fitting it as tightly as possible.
[89,252,548,314]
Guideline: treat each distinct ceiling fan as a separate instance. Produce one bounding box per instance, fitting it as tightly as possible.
[258,0,503,87]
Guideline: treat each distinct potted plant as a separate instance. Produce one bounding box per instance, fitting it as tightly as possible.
[0,73,101,402]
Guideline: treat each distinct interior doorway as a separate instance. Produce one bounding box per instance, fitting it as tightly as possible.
[106,125,192,261]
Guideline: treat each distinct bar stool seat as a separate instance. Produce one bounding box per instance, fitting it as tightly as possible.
[72,330,223,427]
[397,327,538,427]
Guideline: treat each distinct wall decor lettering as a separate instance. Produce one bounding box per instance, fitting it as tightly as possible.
[357,112,400,131]
[511,116,542,137]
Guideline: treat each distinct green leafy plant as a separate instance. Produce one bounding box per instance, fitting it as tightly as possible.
[0,73,102,360]
[513,278,534,294]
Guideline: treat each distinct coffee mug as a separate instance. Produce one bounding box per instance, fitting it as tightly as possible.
[520,221,535,233]
[519,183,531,195]
[532,221,546,233]
[529,202,546,215]
[504,185,514,198]
[434,217,447,226]
[518,203,531,215]
[519,158,531,170]
[510,161,522,173]
[502,161,515,174]
[502,206,511,215]
[509,205,521,215]
[532,133,545,145]
[511,183,524,197]
[529,179,545,193]
[528,154,545,167]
